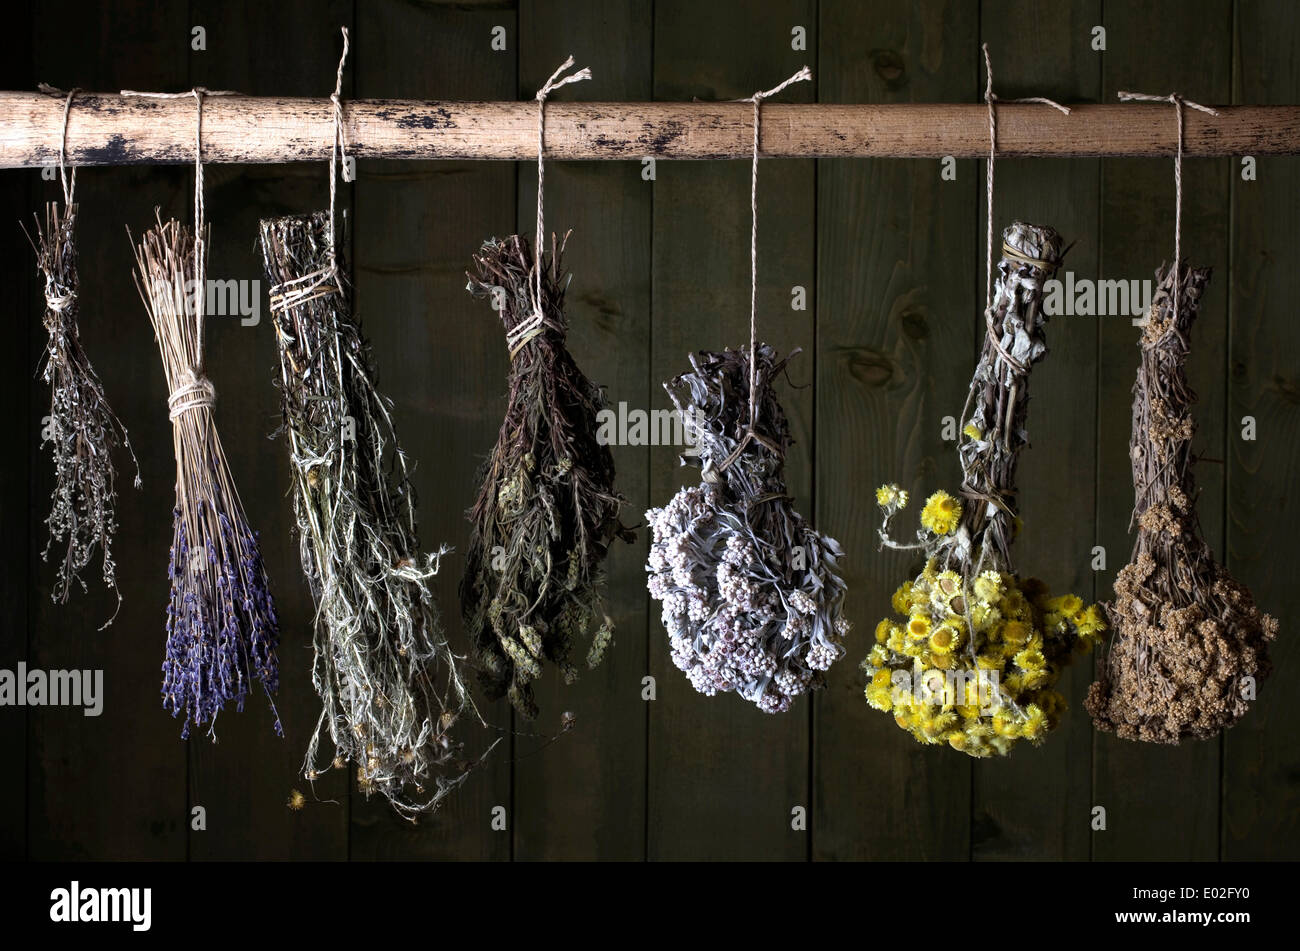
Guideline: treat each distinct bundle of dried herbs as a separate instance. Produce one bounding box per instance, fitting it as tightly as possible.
[30,201,140,622]
[261,211,480,816]
[134,214,280,739]
[865,222,1104,756]
[645,345,850,713]
[463,233,631,719]
[1086,263,1277,743]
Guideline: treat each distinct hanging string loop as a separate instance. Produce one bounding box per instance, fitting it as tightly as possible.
[716,65,811,475]
[1116,90,1220,319]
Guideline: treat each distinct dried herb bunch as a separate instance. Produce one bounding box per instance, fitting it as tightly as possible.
[645,345,850,713]
[31,201,140,621]
[261,212,479,816]
[1086,263,1277,743]
[866,222,1104,756]
[134,214,280,739]
[463,233,631,719]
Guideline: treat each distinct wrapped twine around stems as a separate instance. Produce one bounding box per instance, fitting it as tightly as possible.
[134,215,280,738]
[262,212,485,817]
[646,345,850,713]
[866,223,1105,757]
[463,233,632,719]
[1085,263,1277,742]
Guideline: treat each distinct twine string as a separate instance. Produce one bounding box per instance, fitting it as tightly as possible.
[716,66,812,476]
[982,43,1071,313]
[329,26,351,275]
[121,86,237,413]
[57,87,78,207]
[1117,91,1220,318]
[532,56,591,322]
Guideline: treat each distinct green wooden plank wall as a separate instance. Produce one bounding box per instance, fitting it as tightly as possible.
[1,0,1295,861]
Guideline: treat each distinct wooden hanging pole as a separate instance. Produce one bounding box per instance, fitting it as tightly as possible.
[1,91,1298,167]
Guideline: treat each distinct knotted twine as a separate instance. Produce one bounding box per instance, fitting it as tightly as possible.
[1116,91,1220,319]
[120,85,239,413]
[265,28,352,317]
[980,44,1071,313]
[716,65,812,474]
[503,55,591,360]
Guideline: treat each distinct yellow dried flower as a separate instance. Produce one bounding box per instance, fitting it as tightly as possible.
[920,491,962,535]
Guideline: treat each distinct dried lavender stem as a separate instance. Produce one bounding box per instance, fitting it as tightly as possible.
[134,214,280,739]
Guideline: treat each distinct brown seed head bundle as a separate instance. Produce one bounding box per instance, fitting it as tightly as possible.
[1086,262,1278,743]
[30,201,140,622]
[463,233,632,719]
[261,211,485,817]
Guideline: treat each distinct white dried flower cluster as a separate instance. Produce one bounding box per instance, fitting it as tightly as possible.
[647,482,849,713]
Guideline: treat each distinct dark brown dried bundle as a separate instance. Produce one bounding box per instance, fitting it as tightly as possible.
[30,201,140,622]
[462,233,632,719]
[261,211,484,817]
[1086,263,1278,743]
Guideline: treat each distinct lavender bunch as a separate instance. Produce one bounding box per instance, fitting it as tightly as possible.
[261,212,484,817]
[646,345,849,713]
[29,201,140,623]
[134,215,281,739]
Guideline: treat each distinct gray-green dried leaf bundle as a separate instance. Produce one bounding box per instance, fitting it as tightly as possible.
[463,233,632,719]
[261,211,484,818]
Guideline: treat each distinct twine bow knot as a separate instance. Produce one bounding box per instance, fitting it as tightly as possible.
[167,368,216,420]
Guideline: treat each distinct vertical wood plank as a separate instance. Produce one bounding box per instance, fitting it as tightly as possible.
[649,0,816,861]
[185,0,352,860]
[0,1,34,862]
[971,0,1100,861]
[27,0,191,860]
[349,0,516,861]
[1223,0,1300,861]
[814,0,977,861]
[1093,0,1231,861]
[514,0,652,861]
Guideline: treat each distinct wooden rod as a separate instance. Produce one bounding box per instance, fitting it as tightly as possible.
[1,92,1298,167]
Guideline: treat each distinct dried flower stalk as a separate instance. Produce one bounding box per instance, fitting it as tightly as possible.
[866,222,1104,756]
[462,233,631,719]
[261,212,483,816]
[645,344,850,713]
[134,214,280,739]
[1086,262,1278,743]
[30,201,139,623]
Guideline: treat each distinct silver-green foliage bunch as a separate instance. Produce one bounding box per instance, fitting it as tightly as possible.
[261,212,482,819]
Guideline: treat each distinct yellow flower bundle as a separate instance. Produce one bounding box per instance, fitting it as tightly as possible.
[864,222,1104,757]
